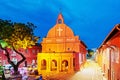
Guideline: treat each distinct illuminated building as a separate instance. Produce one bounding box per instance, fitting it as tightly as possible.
[37,13,87,75]
[96,24,120,80]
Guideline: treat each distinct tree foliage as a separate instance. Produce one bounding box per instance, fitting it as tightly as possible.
[87,49,94,58]
[9,23,39,49]
[0,19,13,40]
[0,19,39,75]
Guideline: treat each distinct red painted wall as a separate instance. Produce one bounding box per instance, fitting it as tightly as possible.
[0,45,41,67]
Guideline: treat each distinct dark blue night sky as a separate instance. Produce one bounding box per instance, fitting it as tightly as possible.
[0,0,120,49]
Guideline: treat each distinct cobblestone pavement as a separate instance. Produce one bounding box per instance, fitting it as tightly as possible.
[43,72,73,80]
[69,60,107,80]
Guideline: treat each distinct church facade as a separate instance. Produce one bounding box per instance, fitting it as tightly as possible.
[37,13,87,74]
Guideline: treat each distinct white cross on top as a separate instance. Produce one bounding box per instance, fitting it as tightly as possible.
[57,27,63,36]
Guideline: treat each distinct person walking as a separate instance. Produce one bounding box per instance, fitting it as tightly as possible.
[39,74,42,80]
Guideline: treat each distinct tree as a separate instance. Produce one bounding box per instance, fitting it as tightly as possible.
[87,49,94,58]
[0,19,39,75]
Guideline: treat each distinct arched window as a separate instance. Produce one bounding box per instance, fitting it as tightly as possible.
[58,19,62,24]
[51,60,57,71]
[41,59,46,70]
[62,60,68,71]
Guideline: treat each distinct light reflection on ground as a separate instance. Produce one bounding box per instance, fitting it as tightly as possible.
[69,60,104,80]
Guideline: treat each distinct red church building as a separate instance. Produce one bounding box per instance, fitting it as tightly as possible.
[37,13,87,75]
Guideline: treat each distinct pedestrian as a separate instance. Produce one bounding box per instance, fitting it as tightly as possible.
[39,74,42,80]
[22,72,28,80]
[2,71,6,80]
